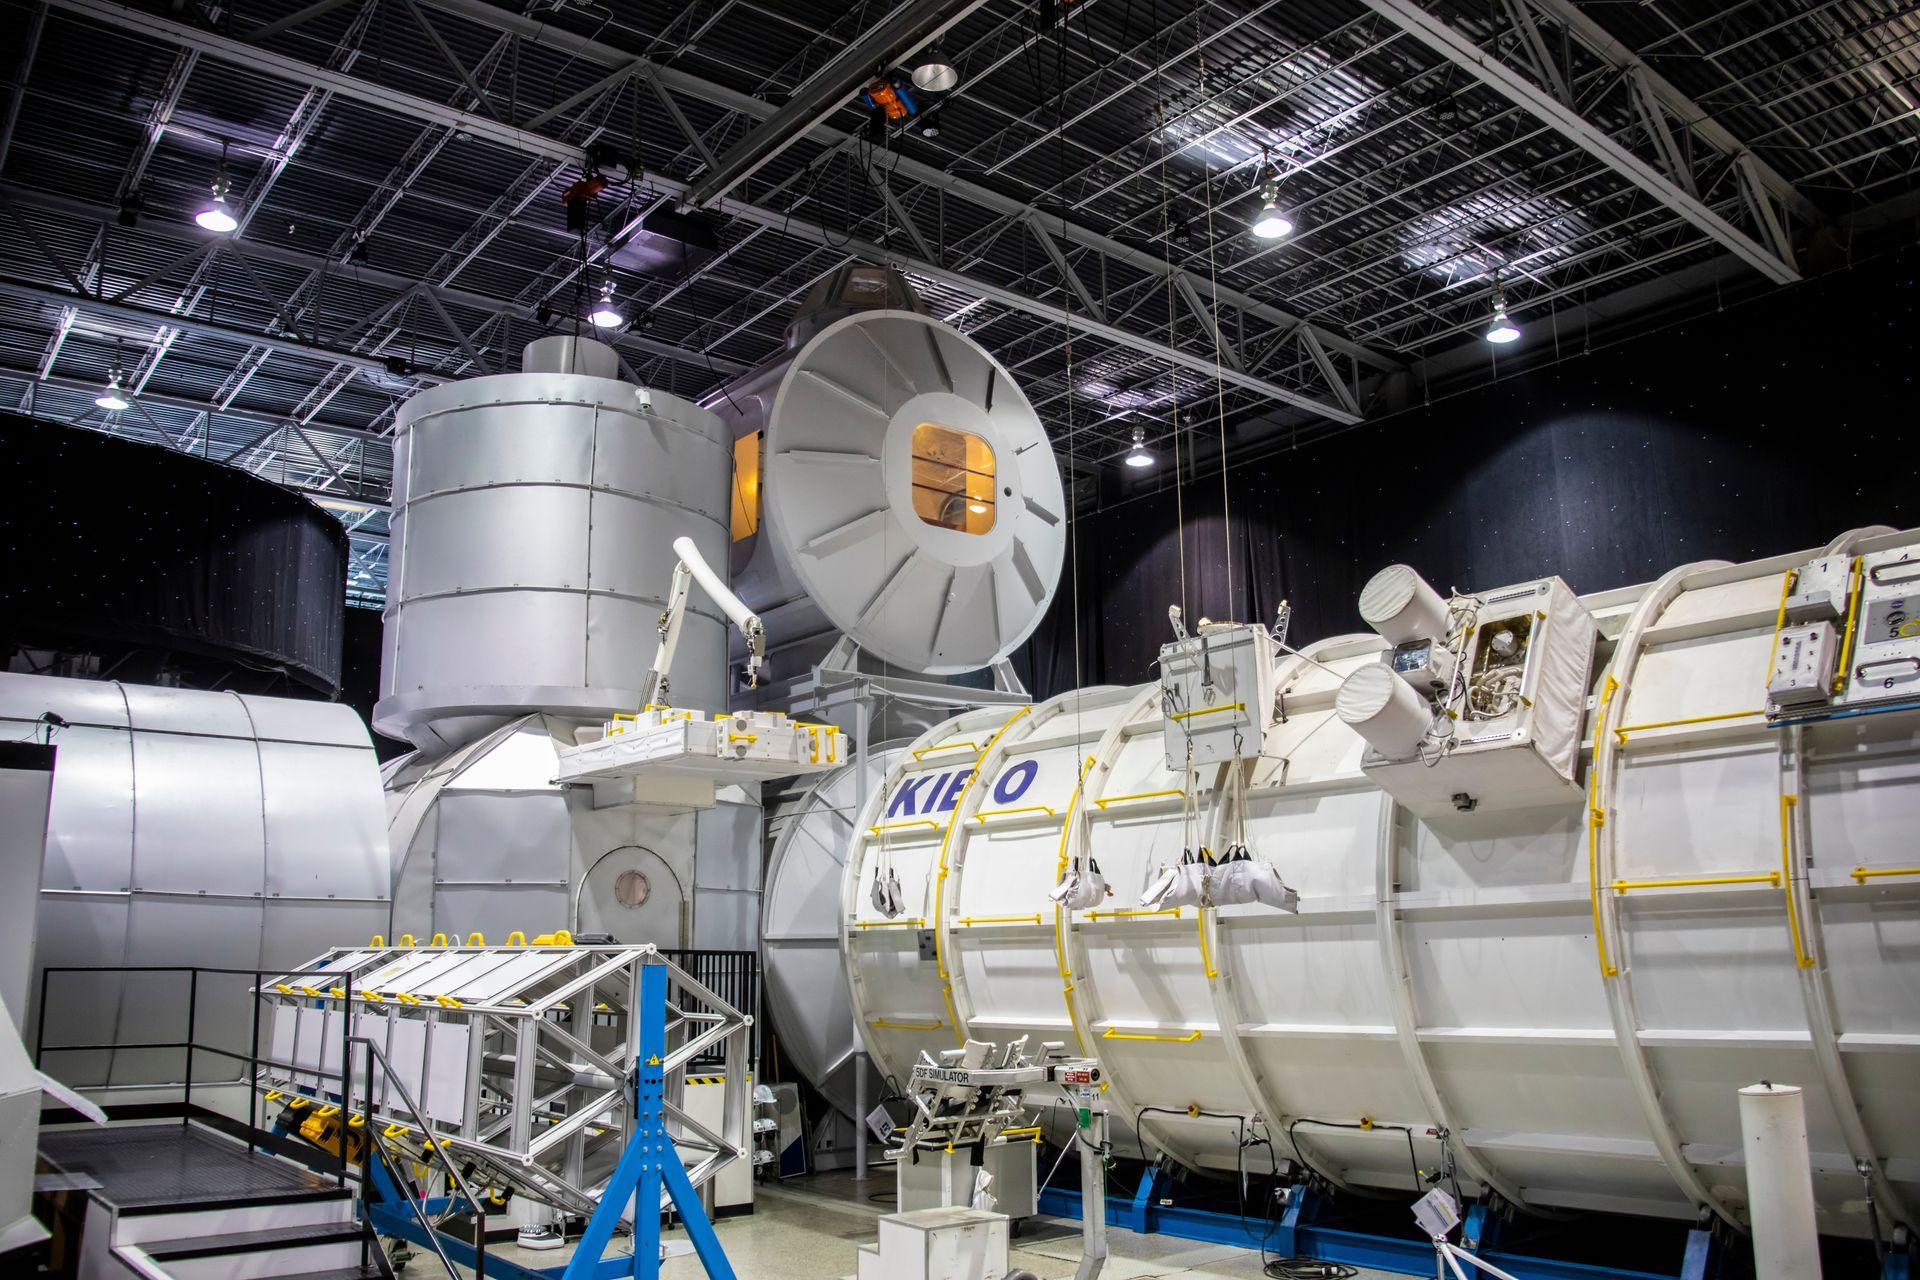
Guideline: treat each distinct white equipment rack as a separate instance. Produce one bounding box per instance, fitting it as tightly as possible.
[253,941,750,1220]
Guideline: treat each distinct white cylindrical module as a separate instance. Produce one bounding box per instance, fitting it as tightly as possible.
[1740,1083,1823,1278]
[1335,661,1432,759]
[713,273,1066,681]
[376,338,732,754]
[1358,564,1451,644]
[783,527,1920,1242]
[0,673,390,1089]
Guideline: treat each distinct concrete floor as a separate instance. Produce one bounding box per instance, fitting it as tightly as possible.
[445,1169,1404,1280]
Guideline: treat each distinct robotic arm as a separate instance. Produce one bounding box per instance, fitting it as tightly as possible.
[640,536,766,708]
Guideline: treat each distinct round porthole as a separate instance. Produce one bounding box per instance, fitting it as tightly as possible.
[614,869,652,909]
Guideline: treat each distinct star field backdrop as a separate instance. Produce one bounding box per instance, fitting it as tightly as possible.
[1015,246,1918,697]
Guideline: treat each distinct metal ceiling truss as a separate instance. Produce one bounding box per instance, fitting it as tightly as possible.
[1353,0,1813,286]
[35,0,1386,433]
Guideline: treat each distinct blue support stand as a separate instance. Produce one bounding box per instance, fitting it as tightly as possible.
[563,963,735,1280]
[366,962,736,1280]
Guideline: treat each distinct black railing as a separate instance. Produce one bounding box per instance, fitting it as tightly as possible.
[35,958,373,1187]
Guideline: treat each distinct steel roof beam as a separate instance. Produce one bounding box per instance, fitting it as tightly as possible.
[408,0,1393,373]
[1353,0,1803,284]
[681,0,991,208]
[1,184,751,377]
[43,0,1361,422]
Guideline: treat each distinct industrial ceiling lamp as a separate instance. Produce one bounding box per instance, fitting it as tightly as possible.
[1124,426,1154,469]
[1484,273,1521,344]
[1250,147,1294,241]
[588,280,623,329]
[94,368,129,412]
[910,47,959,94]
[195,143,239,233]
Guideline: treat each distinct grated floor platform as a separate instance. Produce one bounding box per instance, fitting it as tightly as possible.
[39,1123,345,1212]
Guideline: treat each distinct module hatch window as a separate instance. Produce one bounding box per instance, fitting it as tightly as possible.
[911,422,996,535]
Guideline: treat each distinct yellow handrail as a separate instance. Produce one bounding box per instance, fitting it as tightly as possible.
[913,740,980,760]
[957,914,1044,927]
[999,1126,1043,1142]
[1852,866,1920,883]
[1589,675,1620,978]
[871,1018,944,1031]
[1612,709,1764,744]
[1763,570,1796,686]
[972,805,1055,823]
[1086,907,1182,920]
[1611,871,1781,892]
[1093,789,1184,810]
[1834,556,1864,693]
[855,917,926,928]
[869,819,941,836]
[1102,1026,1202,1043]
[1197,909,1218,980]
[1779,794,1814,969]
[1167,702,1244,723]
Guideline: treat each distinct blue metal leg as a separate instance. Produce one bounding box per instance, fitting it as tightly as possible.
[560,963,735,1280]
[1677,1227,1716,1280]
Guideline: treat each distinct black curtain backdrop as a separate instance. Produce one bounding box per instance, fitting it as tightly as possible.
[1018,249,1918,697]
[2,415,349,693]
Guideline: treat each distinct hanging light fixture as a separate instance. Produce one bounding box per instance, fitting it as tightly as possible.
[910,47,959,93]
[1124,426,1154,469]
[1484,272,1521,344]
[588,280,623,329]
[1249,147,1294,241]
[94,369,129,412]
[195,143,239,233]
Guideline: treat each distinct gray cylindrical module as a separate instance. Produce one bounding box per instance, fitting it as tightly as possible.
[376,339,732,753]
[0,673,390,1089]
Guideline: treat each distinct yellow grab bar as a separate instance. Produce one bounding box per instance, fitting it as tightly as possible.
[870,819,942,836]
[972,805,1055,823]
[957,914,1044,927]
[1852,866,1920,883]
[871,1017,945,1031]
[912,740,980,760]
[506,931,526,946]
[1167,702,1245,723]
[999,1126,1043,1141]
[1611,871,1780,892]
[467,932,485,946]
[727,732,758,743]
[369,934,385,947]
[1612,709,1764,744]
[1093,789,1184,810]
[1102,1026,1202,1043]
[430,933,449,947]
[1835,557,1864,693]
[1087,906,1182,920]
[855,917,926,929]
[1198,910,1218,980]
[1779,795,1815,969]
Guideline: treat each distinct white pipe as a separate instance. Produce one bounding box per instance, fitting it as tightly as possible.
[1073,1109,1108,1280]
[1739,1082,1823,1279]
[671,536,760,640]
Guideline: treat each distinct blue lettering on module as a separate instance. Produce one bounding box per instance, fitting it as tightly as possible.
[885,776,928,819]
[991,760,1039,805]
[934,771,972,812]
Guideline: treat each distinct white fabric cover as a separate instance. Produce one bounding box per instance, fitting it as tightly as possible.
[1530,577,1599,784]
[1140,847,1298,911]
[1050,859,1110,911]
[871,866,905,917]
